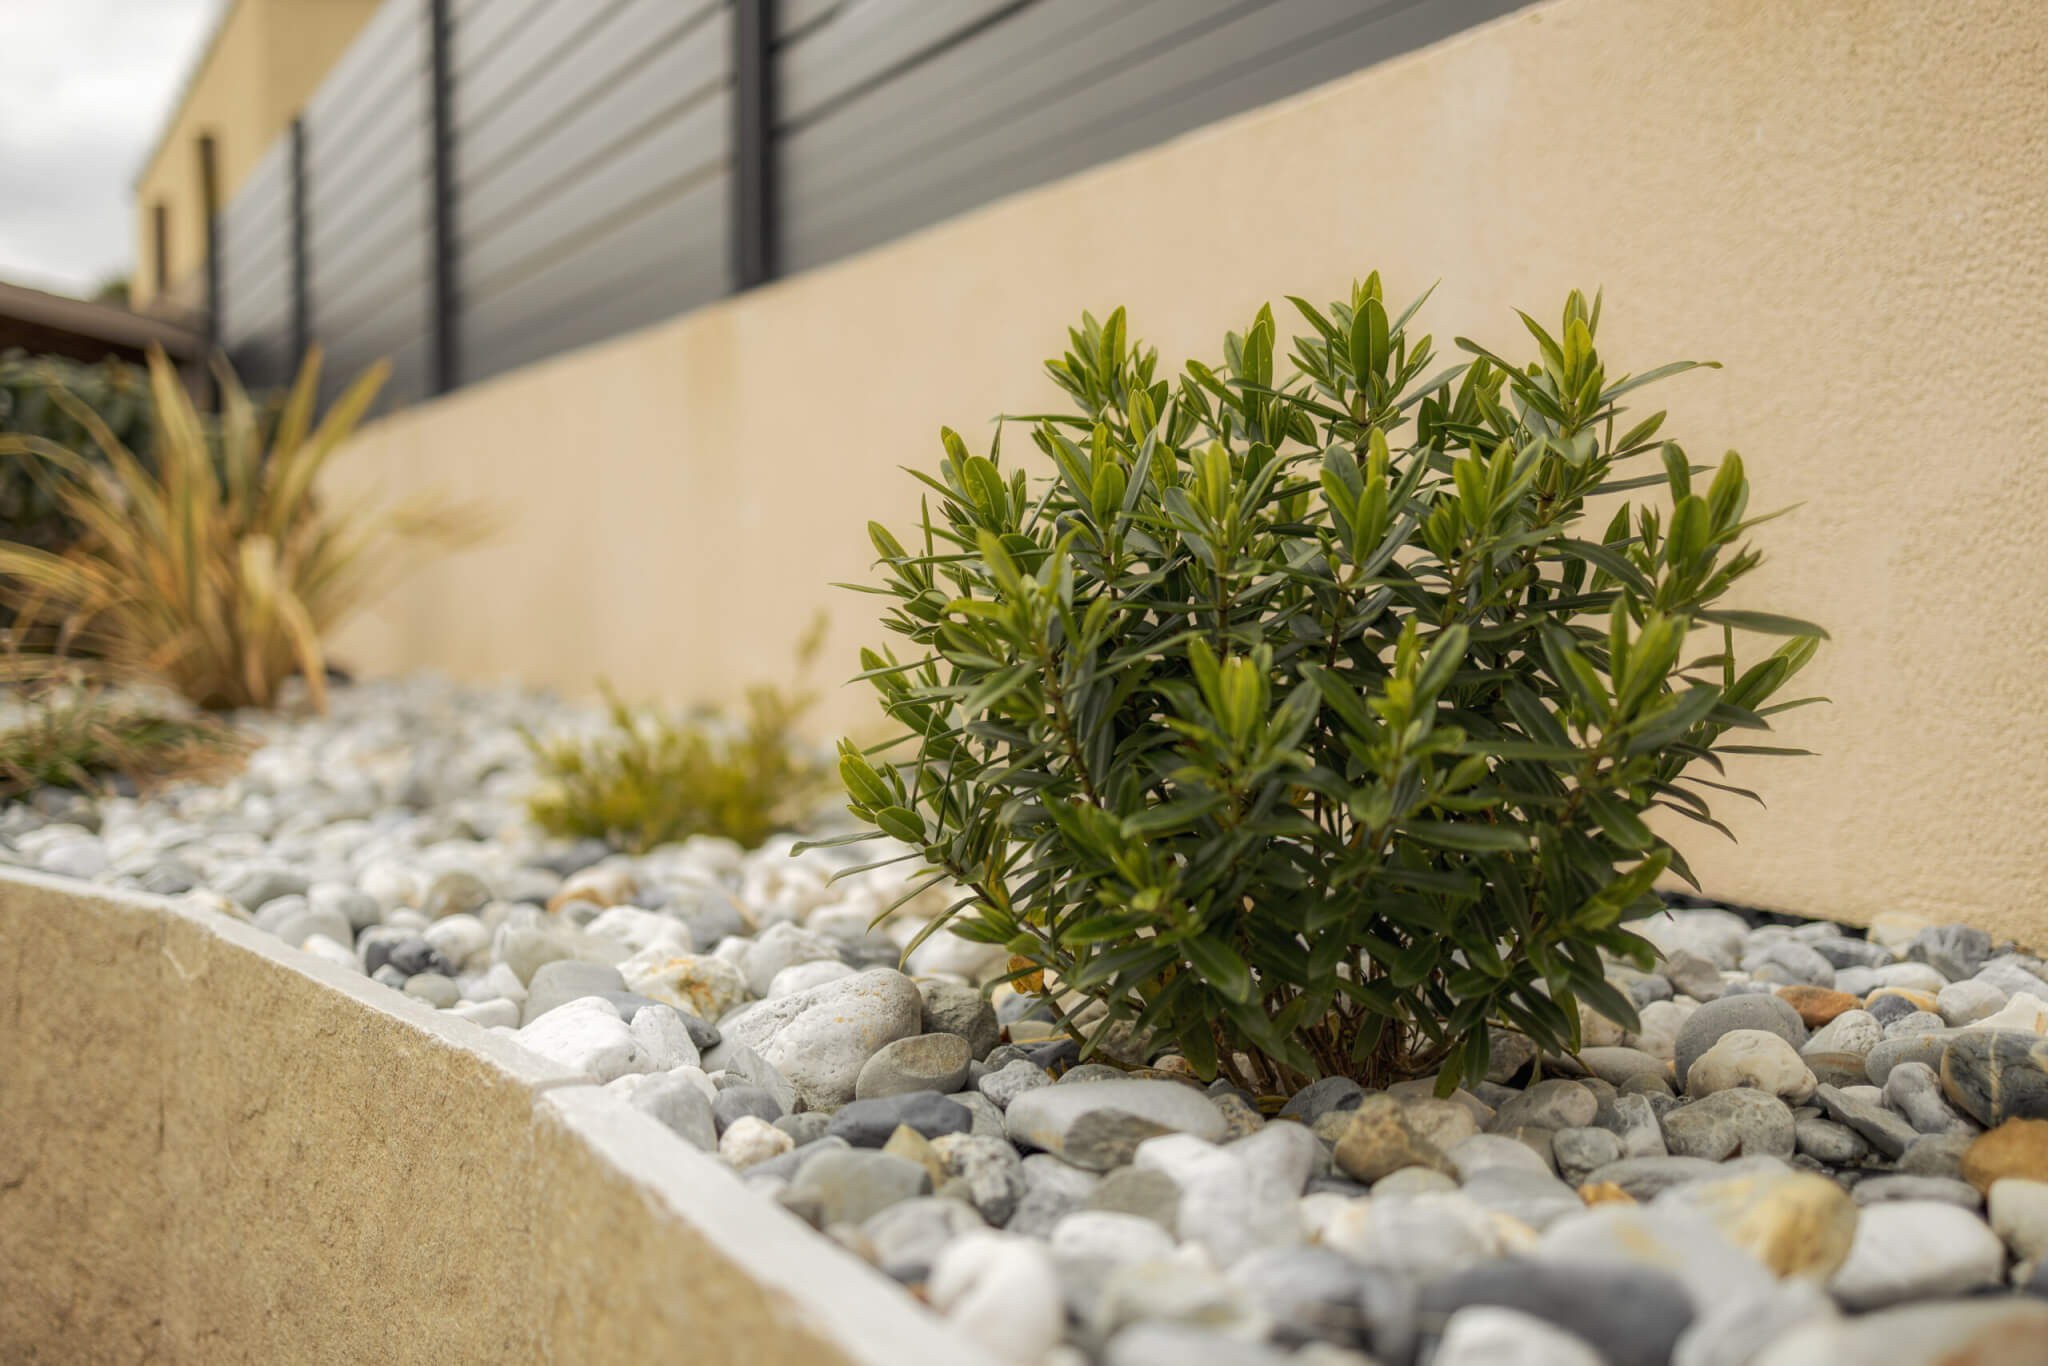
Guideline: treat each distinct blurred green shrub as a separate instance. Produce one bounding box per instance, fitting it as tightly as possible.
[0,674,248,801]
[526,622,835,853]
[0,350,156,557]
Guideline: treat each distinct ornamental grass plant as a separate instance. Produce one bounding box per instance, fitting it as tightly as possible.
[0,347,484,712]
[525,620,835,853]
[0,671,247,801]
[829,277,1824,1093]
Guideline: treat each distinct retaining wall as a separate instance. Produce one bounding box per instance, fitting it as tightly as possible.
[0,867,989,1365]
[322,0,2048,945]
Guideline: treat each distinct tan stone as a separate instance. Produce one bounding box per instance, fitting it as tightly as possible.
[1402,1097,1482,1152]
[1662,1170,1859,1280]
[1577,1182,1636,1206]
[547,865,637,913]
[1331,1097,1457,1184]
[883,1125,948,1186]
[1961,1118,2048,1193]
[1776,985,1861,1027]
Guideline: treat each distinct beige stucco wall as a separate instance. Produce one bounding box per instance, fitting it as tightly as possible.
[131,0,380,311]
[0,869,990,1365]
[324,0,2048,943]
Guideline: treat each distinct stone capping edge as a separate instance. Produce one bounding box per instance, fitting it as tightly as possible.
[1,865,995,1366]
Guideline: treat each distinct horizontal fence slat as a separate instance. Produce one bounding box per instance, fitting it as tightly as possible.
[462,173,726,383]
[302,0,424,134]
[458,0,727,196]
[463,93,728,294]
[776,0,1023,124]
[203,0,1518,403]
[784,0,1516,272]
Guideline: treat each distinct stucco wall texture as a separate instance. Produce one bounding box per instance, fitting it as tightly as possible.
[326,0,2048,944]
[0,870,990,1365]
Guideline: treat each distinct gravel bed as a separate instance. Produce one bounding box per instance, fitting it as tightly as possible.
[6,677,2048,1366]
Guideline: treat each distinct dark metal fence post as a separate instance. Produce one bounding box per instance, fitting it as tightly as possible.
[428,0,460,394]
[198,133,221,359]
[733,0,777,290]
[289,117,312,373]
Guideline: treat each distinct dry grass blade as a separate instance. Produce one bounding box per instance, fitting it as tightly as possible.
[0,344,487,712]
[0,678,250,801]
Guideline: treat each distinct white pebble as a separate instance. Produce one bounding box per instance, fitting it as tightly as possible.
[928,1232,1064,1366]
[718,1115,792,1170]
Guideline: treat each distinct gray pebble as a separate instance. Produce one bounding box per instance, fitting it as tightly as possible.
[713,1085,785,1134]
[1814,1083,1919,1158]
[1907,924,1993,981]
[1882,1061,1975,1135]
[918,980,1000,1060]
[1661,1089,1795,1161]
[1850,1175,1983,1210]
[979,1057,1055,1108]
[1793,1116,1870,1164]
[827,1090,973,1146]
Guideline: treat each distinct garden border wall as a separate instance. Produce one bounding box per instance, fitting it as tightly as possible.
[323,0,2048,947]
[0,866,990,1365]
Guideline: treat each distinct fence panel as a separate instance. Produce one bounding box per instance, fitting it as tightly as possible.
[303,0,433,409]
[453,0,732,385]
[777,0,1527,274]
[206,0,1524,404]
[217,137,293,390]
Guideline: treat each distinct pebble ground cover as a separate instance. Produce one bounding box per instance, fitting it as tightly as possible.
[7,678,2048,1366]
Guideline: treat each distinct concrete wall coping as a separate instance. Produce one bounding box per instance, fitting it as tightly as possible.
[0,865,993,1365]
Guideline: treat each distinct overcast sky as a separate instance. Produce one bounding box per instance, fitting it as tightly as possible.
[0,0,228,297]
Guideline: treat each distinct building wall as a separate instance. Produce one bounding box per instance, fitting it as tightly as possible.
[131,0,380,313]
[324,0,2048,943]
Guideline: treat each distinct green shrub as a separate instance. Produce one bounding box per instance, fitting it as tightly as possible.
[831,278,1824,1093]
[526,624,834,853]
[0,677,248,800]
[0,350,156,559]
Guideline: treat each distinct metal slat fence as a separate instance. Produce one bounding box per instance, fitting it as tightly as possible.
[211,0,1525,407]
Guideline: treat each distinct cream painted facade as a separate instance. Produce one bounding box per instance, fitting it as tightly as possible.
[131,0,379,313]
[325,0,2048,943]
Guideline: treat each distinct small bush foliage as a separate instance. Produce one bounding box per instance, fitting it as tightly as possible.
[1,351,158,542]
[0,347,483,711]
[526,624,834,853]
[0,677,247,801]
[833,278,1824,1093]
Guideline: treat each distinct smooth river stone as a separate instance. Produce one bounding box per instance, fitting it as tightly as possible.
[1941,1030,2048,1126]
[1005,1079,1226,1170]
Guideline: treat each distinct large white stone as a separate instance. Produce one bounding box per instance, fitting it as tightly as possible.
[1004,1080,1227,1171]
[1988,1177,2048,1264]
[627,1003,701,1070]
[1051,1211,1177,1266]
[1435,1306,1603,1366]
[618,948,750,1020]
[585,905,690,955]
[1970,991,2048,1035]
[738,921,842,995]
[1133,1134,1296,1267]
[1686,1029,1818,1102]
[716,967,923,1108]
[1827,1199,2007,1309]
[928,1232,1065,1366]
[510,996,650,1083]
[1320,1192,1505,1281]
